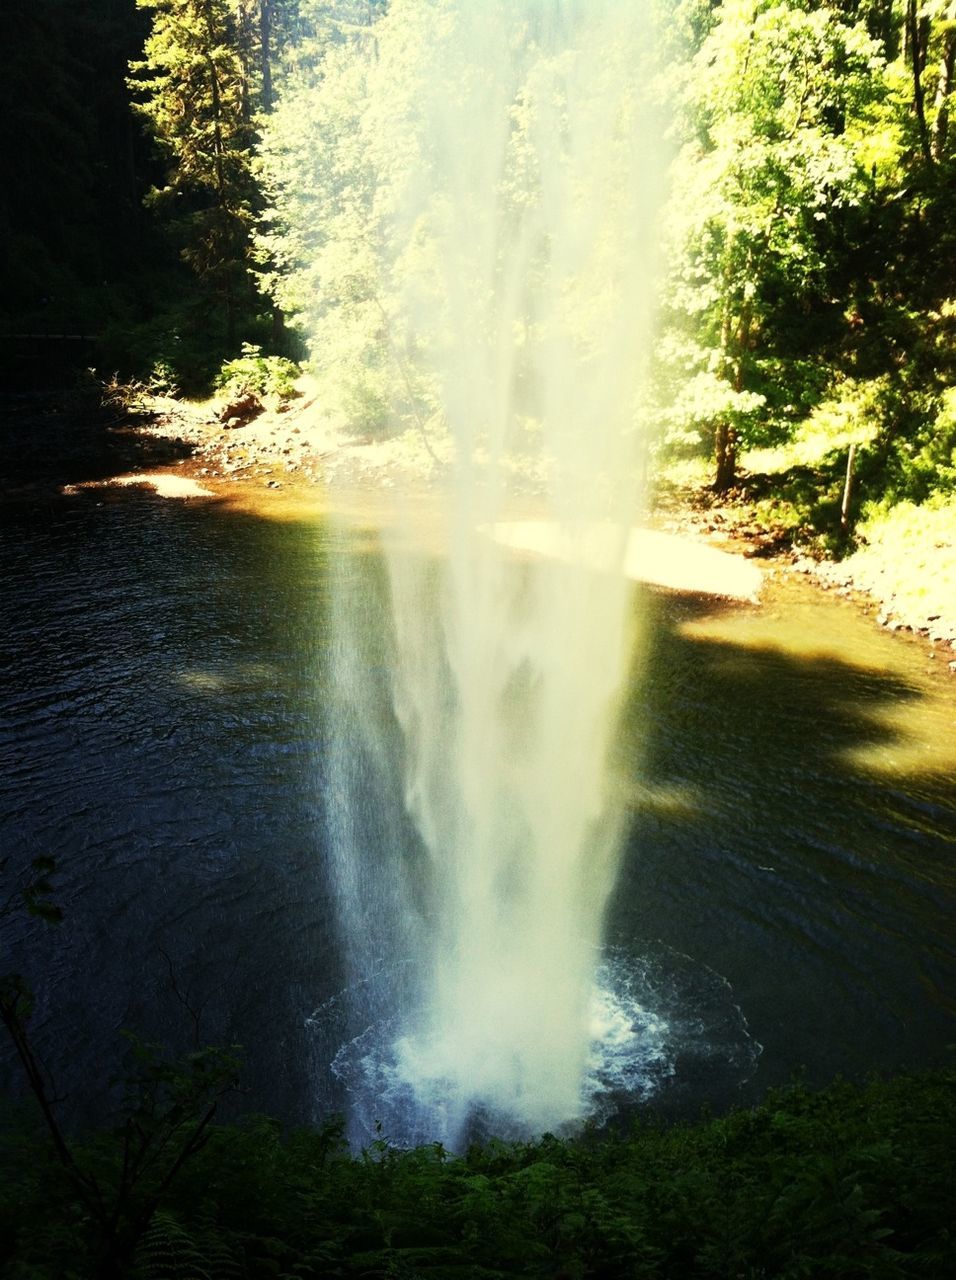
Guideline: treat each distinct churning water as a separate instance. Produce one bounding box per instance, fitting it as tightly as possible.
[323,1,671,1145]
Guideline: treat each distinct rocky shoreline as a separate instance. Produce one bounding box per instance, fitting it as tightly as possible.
[131,386,448,492]
[15,385,951,668]
[656,490,956,668]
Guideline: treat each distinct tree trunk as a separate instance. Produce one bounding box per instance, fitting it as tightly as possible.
[260,0,273,112]
[840,442,857,531]
[931,11,956,160]
[713,422,737,492]
[712,286,749,493]
[226,282,237,348]
[907,0,935,167]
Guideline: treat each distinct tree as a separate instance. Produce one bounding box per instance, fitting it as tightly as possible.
[662,0,887,489]
[130,0,266,346]
[0,0,156,345]
[255,0,418,432]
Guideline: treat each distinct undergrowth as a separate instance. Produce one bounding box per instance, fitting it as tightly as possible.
[1,1070,953,1278]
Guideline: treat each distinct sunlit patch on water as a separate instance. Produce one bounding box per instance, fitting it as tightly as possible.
[176,661,280,693]
[308,943,761,1150]
[62,471,216,499]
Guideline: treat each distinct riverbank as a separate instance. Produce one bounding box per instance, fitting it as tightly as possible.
[9,384,953,659]
[130,382,451,492]
[654,472,956,662]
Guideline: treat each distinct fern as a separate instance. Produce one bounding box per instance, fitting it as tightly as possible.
[193,1217,245,1280]
[135,1210,212,1280]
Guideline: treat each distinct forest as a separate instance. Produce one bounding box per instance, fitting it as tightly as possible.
[2,0,955,535]
[2,1,956,1276]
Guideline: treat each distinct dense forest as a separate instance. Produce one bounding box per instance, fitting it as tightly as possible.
[2,0,954,527]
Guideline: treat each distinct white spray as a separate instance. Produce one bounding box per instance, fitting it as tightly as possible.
[325,0,667,1146]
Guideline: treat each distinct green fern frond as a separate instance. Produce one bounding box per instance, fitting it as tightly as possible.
[136,1210,213,1280]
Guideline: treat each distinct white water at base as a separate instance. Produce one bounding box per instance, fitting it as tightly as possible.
[313,942,761,1148]
[326,1,669,1147]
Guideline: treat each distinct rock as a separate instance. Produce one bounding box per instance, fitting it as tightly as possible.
[218,393,263,425]
[949,660,956,674]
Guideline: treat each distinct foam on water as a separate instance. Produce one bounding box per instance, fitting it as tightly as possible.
[311,944,760,1149]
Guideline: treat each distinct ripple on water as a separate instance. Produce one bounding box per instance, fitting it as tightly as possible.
[310,941,760,1149]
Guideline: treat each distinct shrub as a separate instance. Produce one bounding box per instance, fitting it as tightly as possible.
[214,343,300,403]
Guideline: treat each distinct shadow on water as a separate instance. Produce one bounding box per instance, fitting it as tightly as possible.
[0,489,342,1127]
[0,395,194,501]
[609,585,956,1117]
[1,489,954,1135]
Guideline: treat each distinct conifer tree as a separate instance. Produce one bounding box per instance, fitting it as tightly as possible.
[130,0,264,346]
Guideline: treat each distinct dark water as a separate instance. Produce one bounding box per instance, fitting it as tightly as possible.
[1,488,954,1134]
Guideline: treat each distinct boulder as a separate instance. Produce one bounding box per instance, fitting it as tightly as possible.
[218,393,263,426]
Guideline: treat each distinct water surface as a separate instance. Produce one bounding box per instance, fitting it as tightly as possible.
[1,488,953,1131]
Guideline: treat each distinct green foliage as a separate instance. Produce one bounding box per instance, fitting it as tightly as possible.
[654,0,956,507]
[128,0,283,355]
[658,0,889,485]
[255,3,405,432]
[135,1211,212,1280]
[1,854,242,1280]
[214,343,299,402]
[1,1071,955,1277]
[846,490,956,620]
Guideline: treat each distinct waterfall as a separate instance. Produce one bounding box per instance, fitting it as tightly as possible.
[323,0,667,1147]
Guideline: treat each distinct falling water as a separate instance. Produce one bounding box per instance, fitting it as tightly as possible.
[324,0,669,1146]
